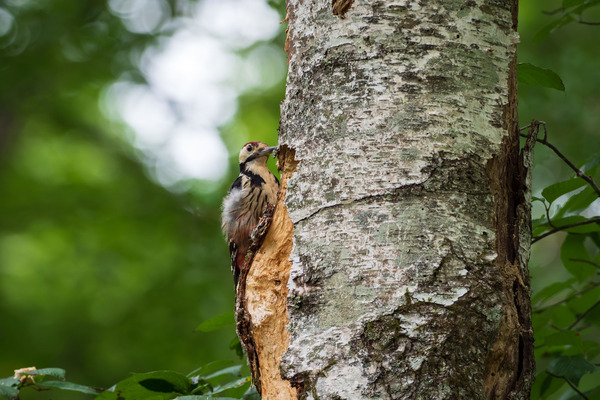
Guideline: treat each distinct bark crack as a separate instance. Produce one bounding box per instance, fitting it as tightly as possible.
[483,47,534,399]
[294,183,425,224]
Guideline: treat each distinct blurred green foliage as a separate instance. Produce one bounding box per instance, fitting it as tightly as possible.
[0,0,599,399]
[0,0,284,398]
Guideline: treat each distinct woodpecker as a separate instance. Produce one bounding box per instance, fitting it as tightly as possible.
[222,141,279,285]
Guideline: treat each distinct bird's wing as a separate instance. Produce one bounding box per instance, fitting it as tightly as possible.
[228,175,243,193]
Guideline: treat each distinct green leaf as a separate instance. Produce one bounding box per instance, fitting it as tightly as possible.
[243,389,261,400]
[36,380,101,395]
[187,361,234,379]
[561,235,594,282]
[579,154,600,174]
[195,312,235,332]
[532,310,553,341]
[589,232,600,248]
[533,14,574,42]
[571,0,600,15]
[208,377,250,395]
[139,379,185,394]
[547,356,596,386]
[203,365,242,380]
[567,386,600,400]
[187,362,248,398]
[555,186,599,218]
[95,371,190,400]
[518,63,565,91]
[539,374,552,396]
[27,368,66,380]
[537,372,566,398]
[563,0,586,8]
[133,372,189,394]
[582,300,600,327]
[550,303,576,329]
[542,215,587,227]
[0,377,19,398]
[542,331,584,350]
[542,178,587,203]
[532,219,548,235]
[583,339,600,353]
[567,257,599,282]
[569,285,600,314]
[564,222,600,234]
[532,279,575,304]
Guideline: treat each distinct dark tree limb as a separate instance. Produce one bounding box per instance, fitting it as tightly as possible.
[532,217,600,243]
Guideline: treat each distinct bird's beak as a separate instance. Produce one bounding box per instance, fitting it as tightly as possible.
[258,146,277,157]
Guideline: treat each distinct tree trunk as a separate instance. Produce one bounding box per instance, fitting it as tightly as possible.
[243,1,534,398]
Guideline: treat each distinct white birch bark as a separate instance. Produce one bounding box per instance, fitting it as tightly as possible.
[245,0,533,399]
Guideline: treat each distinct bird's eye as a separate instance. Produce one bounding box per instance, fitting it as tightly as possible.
[246,145,252,151]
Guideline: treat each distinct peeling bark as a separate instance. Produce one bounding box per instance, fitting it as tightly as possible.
[244,0,533,399]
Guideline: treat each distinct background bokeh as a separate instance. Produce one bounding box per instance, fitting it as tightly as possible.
[0,1,597,399]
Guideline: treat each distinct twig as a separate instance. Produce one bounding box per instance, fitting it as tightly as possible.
[544,200,557,229]
[545,371,589,399]
[579,19,600,26]
[540,6,600,24]
[568,299,600,330]
[570,258,600,270]
[550,323,565,331]
[520,121,600,199]
[532,217,600,243]
[520,121,600,243]
[538,136,600,197]
[534,282,600,314]
[542,7,564,15]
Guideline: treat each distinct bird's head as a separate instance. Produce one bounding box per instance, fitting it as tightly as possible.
[238,141,276,170]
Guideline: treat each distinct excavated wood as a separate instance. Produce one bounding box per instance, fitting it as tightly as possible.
[235,203,275,394]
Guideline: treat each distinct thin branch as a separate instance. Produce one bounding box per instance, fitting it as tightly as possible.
[544,200,557,229]
[520,120,600,244]
[520,121,600,199]
[539,137,600,198]
[570,258,600,270]
[578,19,600,26]
[542,7,564,15]
[534,282,600,314]
[519,122,537,132]
[545,371,589,400]
[568,299,600,330]
[532,216,600,243]
[550,323,565,331]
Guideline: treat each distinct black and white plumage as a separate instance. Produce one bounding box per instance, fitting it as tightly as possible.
[222,141,279,284]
